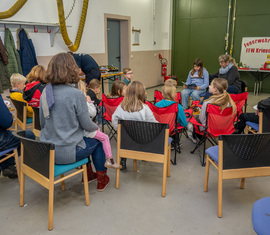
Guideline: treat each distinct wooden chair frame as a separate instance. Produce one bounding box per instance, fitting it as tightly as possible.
[0,148,20,183]
[204,136,270,218]
[32,107,41,137]
[10,98,32,130]
[115,122,171,197]
[245,111,263,134]
[18,140,89,230]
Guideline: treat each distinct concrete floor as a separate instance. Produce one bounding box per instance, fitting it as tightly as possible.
[1,86,269,234]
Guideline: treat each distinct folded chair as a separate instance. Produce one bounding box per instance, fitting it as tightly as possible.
[115,120,170,197]
[190,104,236,166]
[204,133,270,218]
[10,98,33,130]
[245,108,270,134]
[13,131,90,231]
[102,94,124,140]
[0,147,20,183]
[146,101,185,165]
[154,90,181,104]
[32,107,41,137]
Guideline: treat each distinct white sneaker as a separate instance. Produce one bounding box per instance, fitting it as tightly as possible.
[187,131,197,144]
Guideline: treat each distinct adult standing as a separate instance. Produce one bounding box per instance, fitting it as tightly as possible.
[203,54,241,100]
[69,52,101,85]
[40,53,109,191]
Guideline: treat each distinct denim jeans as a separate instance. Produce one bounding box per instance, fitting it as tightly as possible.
[76,137,106,172]
[181,88,206,110]
[0,130,35,171]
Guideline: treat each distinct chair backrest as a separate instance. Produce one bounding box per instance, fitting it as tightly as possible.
[206,104,236,137]
[10,98,27,128]
[262,108,270,132]
[32,107,41,136]
[119,120,169,154]
[13,131,55,178]
[146,101,178,135]
[102,94,124,121]
[220,133,270,170]
[230,92,248,115]
[154,90,181,104]
[239,79,248,92]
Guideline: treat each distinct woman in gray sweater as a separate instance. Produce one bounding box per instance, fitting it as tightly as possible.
[40,53,109,191]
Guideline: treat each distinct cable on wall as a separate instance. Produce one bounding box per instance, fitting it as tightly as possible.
[57,0,89,52]
[0,0,28,19]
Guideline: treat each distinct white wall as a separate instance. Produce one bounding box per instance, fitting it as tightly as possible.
[0,0,172,56]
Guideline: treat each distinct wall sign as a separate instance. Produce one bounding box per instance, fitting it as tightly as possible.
[240,37,270,68]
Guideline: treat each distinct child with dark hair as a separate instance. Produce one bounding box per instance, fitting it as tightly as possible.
[181,58,209,109]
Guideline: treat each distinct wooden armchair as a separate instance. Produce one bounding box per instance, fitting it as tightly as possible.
[204,133,270,218]
[13,131,90,231]
[10,98,33,130]
[32,107,41,137]
[115,120,171,197]
[245,108,270,134]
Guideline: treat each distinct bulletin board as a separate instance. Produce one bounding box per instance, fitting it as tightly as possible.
[240,37,270,68]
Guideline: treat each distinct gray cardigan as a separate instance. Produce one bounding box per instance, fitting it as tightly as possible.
[40,85,98,164]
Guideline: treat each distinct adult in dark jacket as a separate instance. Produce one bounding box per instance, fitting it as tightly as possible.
[17,28,38,76]
[0,95,35,178]
[237,97,270,133]
[203,54,241,100]
[0,37,11,93]
[69,52,101,85]
[4,28,23,76]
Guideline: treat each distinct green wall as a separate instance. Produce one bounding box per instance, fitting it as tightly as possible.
[172,0,270,92]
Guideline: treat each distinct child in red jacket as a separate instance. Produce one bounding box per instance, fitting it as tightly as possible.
[23,65,46,107]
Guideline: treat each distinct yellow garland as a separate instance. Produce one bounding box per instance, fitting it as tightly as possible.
[57,0,89,52]
[0,0,28,19]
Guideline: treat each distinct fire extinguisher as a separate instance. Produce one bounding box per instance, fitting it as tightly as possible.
[159,53,168,76]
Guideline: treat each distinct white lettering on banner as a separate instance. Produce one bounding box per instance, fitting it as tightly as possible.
[240,37,270,68]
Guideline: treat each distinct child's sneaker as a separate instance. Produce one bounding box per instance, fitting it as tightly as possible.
[105,158,122,169]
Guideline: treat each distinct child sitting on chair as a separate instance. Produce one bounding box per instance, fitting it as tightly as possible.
[107,80,127,98]
[23,65,47,108]
[78,80,121,169]
[199,78,237,127]
[9,73,33,118]
[112,81,158,170]
[86,79,103,127]
[122,67,133,86]
[155,84,187,128]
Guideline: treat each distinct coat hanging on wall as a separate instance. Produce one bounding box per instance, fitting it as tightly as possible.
[0,36,11,93]
[17,27,38,76]
[4,28,23,76]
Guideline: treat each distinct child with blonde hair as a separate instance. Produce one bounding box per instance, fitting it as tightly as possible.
[23,65,46,107]
[107,80,127,98]
[164,78,177,88]
[10,73,33,118]
[112,81,157,170]
[155,84,187,127]
[199,78,237,126]
[78,80,121,169]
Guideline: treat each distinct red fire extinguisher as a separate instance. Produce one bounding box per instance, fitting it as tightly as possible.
[159,53,168,76]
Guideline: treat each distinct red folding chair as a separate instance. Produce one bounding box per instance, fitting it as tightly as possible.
[154,90,182,104]
[102,94,124,140]
[190,104,236,166]
[230,92,248,121]
[146,101,185,165]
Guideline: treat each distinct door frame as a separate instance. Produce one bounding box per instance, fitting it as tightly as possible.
[104,14,131,70]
